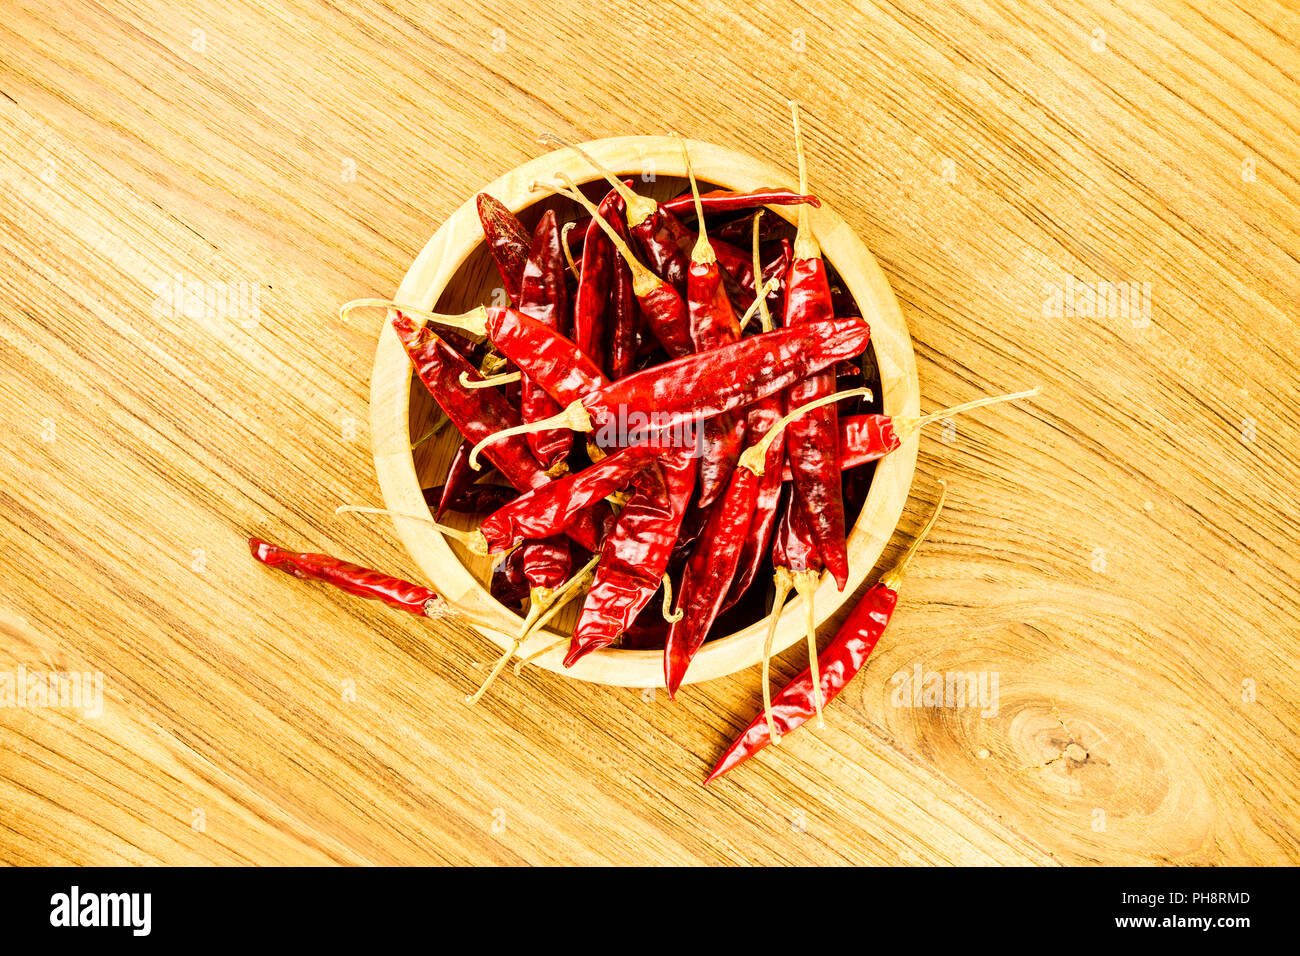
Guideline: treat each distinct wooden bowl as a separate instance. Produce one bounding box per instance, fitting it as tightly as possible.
[369,136,918,688]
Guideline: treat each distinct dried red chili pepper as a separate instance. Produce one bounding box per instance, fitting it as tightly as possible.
[435,438,476,519]
[660,187,822,219]
[249,538,448,618]
[782,389,1042,479]
[423,483,517,516]
[468,316,872,468]
[543,136,694,292]
[676,136,746,508]
[490,546,532,608]
[722,395,785,609]
[389,315,604,552]
[565,448,697,666]
[517,210,572,471]
[550,174,695,359]
[663,388,866,695]
[476,193,531,305]
[781,101,850,589]
[476,441,661,552]
[571,188,617,377]
[705,483,947,784]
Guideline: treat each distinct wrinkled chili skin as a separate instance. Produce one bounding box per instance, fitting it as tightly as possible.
[664,463,761,696]
[687,258,745,508]
[249,538,439,616]
[661,189,822,218]
[423,483,517,515]
[630,209,692,291]
[572,189,620,376]
[831,414,900,473]
[566,450,697,666]
[478,442,660,551]
[436,438,476,519]
[772,487,823,575]
[705,583,898,784]
[394,315,604,552]
[637,281,694,359]
[395,315,545,491]
[490,545,531,607]
[583,317,871,433]
[518,211,572,469]
[782,255,849,589]
[485,307,608,406]
[723,395,787,610]
[519,537,571,592]
[476,193,531,305]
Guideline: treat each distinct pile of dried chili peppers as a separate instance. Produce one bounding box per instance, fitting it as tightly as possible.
[253,103,1038,783]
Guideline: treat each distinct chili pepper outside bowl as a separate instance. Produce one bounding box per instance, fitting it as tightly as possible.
[370,137,919,687]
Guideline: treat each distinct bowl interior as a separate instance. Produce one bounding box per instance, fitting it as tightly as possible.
[373,136,918,687]
[408,176,883,640]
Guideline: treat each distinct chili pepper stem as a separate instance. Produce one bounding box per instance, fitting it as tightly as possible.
[334,505,490,556]
[514,635,568,675]
[673,132,715,265]
[661,573,684,624]
[788,101,821,262]
[519,551,602,644]
[892,387,1041,441]
[752,210,773,332]
[338,299,489,338]
[467,399,594,470]
[737,277,780,332]
[538,133,659,226]
[560,222,580,279]
[459,369,522,390]
[879,480,948,592]
[737,386,872,475]
[791,569,826,728]
[548,175,663,298]
[762,566,795,745]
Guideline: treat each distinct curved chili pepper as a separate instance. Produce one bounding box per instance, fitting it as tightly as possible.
[772,490,823,575]
[662,386,863,694]
[393,315,605,552]
[571,188,624,376]
[423,483,518,516]
[722,395,786,610]
[781,103,849,589]
[435,438,476,519]
[553,175,695,359]
[678,137,746,509]
[518,537,571,592]
[566,449,697,666]
[517,317,870,438]
[664,457,760,696]
[479,306,609,406]
[490,544,532,608]
[477,441,661,551]
[705,483,947,783]
[466,316,871,469]
[660,188,822,218]
[518,210,572,471]
[249,538,446,617]
[476,193,531,305]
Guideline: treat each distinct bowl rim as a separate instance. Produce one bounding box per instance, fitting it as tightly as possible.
[369,135,919,687]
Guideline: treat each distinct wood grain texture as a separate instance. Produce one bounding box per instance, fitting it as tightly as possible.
[1,0,1297,865]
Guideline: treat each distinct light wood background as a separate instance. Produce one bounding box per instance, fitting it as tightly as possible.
[1,0,1296,866]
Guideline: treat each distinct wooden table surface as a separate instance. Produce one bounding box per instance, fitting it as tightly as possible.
[2,0,1297,866]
